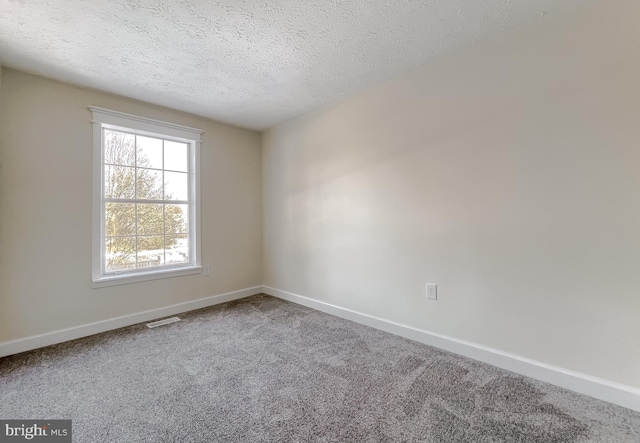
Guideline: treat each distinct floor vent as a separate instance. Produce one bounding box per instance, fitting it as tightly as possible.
[146,317,181,328]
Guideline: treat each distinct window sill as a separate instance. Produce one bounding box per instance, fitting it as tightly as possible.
[92,266,202,288]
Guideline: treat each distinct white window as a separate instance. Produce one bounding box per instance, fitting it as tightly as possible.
[91,107,203,287]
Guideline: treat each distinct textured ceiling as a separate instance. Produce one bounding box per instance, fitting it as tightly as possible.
[0,0,586,130]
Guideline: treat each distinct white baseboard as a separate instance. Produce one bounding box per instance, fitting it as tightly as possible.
[4,284,639,412]
[262,285,640,412]
[0,286,262,358]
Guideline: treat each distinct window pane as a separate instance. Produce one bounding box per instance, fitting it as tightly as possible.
[137,204,164,235]
[136,169,163,200]
[164,141,188,172]
[104,130,135,166]
[165,204,188,234]
[136,136,163,169]
[105,236,136,272]
[105,203,135,237]
[165,234,189,264]
[137,235,165,268]
[164,171,188,201]
[105,165,135,199]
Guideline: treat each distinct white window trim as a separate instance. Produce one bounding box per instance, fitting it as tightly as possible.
[90,106,203,288]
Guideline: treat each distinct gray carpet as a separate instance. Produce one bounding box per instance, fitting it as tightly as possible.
[1,294,639,442]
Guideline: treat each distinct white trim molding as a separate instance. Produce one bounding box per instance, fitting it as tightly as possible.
[89,106,204,140]
[92,265,203,288]
[262,286,640,412]
[0,286,262,358]
[90,106,203,287]
[3,284,639,412]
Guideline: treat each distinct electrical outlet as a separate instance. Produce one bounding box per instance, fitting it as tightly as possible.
[203,265,211,276]
[426,283,437,300]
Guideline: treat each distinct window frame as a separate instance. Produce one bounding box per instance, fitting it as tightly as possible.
[90,106,203,288]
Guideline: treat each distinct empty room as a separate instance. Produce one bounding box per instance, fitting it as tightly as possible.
[1,0,639,441]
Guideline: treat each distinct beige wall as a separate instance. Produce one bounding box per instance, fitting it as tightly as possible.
[0,69,262,342]
[1,0,639,391]
[262,0,640,388]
